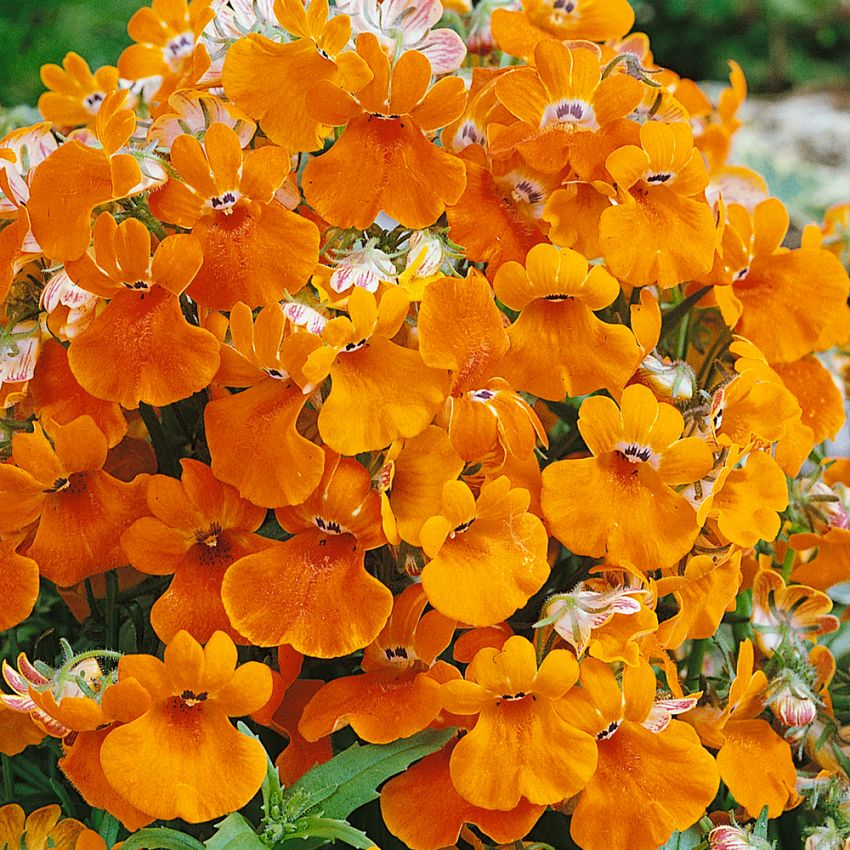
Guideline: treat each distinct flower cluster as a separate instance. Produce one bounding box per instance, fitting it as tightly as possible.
[1,0,850,848]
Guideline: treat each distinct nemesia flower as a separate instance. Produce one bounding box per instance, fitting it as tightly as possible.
[298,585,456,743]
[418,269,547,465]
[492,243,642,399]
[542,384,714,570]
[561,658,718,850]
[149,121,319,309]
[751,567,839,655]
[714,198,850,363]
[38,52,120,127]
[686,639,800,818]
[420,476,550,626]
[441,635,598,808]
[655,551,742,650]
[121,459,272,642]
[0,804,86,850]
[28,91,164,262]
[378,424,465,546]
[64,213,221,408]
[600,121,716,288]
[204,302,325,507]
[491,40,643,172]
[223,0,370,152]
[118,0,216,105]
[302,286,450,454]
[0,416,148,586]
[99,630,272,823]
[222,450,393,657]
[148,90,256,147]
[491,0,635,58]
[28,339,128,448]
[537,577,653,658]
[379,736,545,850]
[303,33,468,229]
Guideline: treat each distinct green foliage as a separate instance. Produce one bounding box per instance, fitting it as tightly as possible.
[0,0,144,107]
[635,0,850,91]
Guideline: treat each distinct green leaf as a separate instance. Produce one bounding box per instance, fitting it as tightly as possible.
[659,825,704,850]
[284,728,454,821]
[754,805,770,838]
[204,813,267,850]
[289,816,375,849]
[120,828,206,850]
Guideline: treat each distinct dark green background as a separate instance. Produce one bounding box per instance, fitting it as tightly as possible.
[1,0,850,107]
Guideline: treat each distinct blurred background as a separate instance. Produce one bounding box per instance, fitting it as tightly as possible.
[2,0,850,219]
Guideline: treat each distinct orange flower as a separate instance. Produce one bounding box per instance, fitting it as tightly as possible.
[38,52,120,127]
[378,425,464,547]
[542,384,714,570]
[751,567,839,655]
[493,243,642,399]
[298,585,456,743]
[492,0,635,59]
[0,537,40,633]
[655,551,742,649]
[149,121,319,309]
[100,630,272,823]
[271,679,333,786]
[714,198,850,363]
[600,121,716,288]
[0,416,148,586]
[121,459,272,643]
[28,339,127,448]
[223,0,369,152]
[441,635,597,809]
[64,213,220,408]
[686,640,800,818]
[303,33,467,229]
[0,804,86,850]
[302,286,450,454]
[222,451,393,657]
[562,658,718,850]
[418,270,547,465]
[204,302,325,507]
[28,92,163,262]
[491,40,643,173]
[790,527,850,592]
[117,0,215,106]
[380,737,545,850]
[420,476,550,626]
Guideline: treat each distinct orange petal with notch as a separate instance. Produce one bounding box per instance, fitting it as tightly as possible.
[68,288,220,409]
[381,740,544,850]
[206,378,324,508]
[222,529,393,657]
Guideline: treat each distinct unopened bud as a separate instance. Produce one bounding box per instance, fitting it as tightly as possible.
[632,354,696,404]
[405,231,445,278]
[709,824,773,850]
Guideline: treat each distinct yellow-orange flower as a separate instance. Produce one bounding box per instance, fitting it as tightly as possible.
[100,630,272,823]
[542,384,714,570]
[441,635,597,809]
[420,476,550,626]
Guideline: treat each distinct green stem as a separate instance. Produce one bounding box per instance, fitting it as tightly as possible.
[105,570,119,650]
[1,755,14,803]
[686,638,710,690]
[138,403,180,477]
[732,590,754,645]
[780,547,795,583]
[696,327,732,389]
[660,286,712,339]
